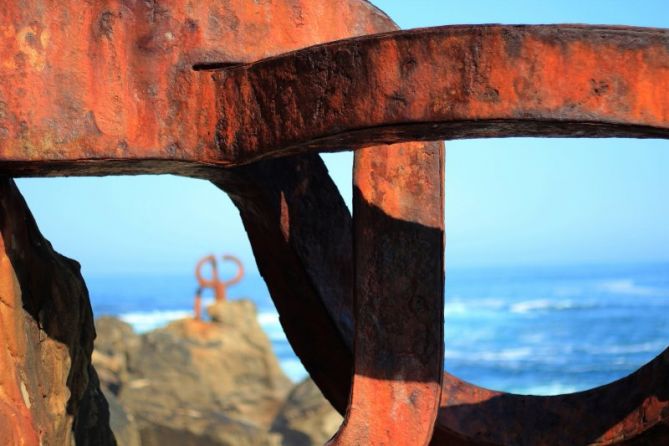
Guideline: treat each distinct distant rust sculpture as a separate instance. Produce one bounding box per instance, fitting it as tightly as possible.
[0,1,667,445]
[193,254,244,320]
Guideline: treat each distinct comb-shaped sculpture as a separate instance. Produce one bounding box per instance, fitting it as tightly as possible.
[0,1,667,445]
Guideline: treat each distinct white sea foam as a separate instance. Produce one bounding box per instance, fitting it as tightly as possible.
[444,298,595,316]
[582,341,667,355]
[444,298,507,317]
[511,382,579,396]
[257,311,287,341]
[519,332,546,344]
[121,308,303,382]
[444,301,469,316]
[509,299,591,314]
[597,279,663,296]
[510,299,554,314]
[120,307,291,342]
[120,310,192,333]
[257,312,280,325]
[445,347,533,362]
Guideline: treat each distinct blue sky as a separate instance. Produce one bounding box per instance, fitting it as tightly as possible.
[16,0,669,276]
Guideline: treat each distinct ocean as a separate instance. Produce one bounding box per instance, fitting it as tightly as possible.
[86,262,669,396]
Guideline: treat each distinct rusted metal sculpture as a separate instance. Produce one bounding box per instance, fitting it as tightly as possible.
[0,1,667,445]
[193,254,244,320]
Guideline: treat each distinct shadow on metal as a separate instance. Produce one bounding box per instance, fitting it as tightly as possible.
[0,2,667,443]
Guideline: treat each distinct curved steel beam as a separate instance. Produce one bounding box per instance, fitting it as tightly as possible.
[435,355,669,445]
[1,25,668,176]
[210,155,357,413]
[216,25,669,443]
[0,0,394,177]
[227,141,669,445]
[214,24,669,164]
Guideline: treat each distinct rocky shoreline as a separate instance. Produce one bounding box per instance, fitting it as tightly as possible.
[93,300,342,446]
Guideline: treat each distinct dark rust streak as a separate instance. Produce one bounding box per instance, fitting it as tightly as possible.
[210,155,356,411]
[192,61,245,71]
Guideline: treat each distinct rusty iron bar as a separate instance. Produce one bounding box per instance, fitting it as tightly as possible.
[228,148,669,445]
[211,26,669,446]
[244,150,669,445]
[327,142,445,445]
[213,25,669,163]
[0,1,668,444]
[0,0,397,177]
[216,28,667,443]
[433,357,669,445]
[211,154,359,412]
[0,26,668,176]
[212,24,669,445]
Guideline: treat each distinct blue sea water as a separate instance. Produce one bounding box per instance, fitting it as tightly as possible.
[86,262,669,396]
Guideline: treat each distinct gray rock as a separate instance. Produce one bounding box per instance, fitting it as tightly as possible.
[94,316,140,395]
[272,378,342,446]
[103,387,141,446]
[114,299,291,445]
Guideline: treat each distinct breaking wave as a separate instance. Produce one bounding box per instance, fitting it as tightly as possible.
[445,347,534,362]
[120,310,192,333]
[444,298,599,317]
[509,299,597,314]
[257,311,288,341]
[596,279,664,296]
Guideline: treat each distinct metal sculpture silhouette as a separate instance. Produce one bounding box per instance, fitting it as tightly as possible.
[0,1,667,444]
[193,255,244,320]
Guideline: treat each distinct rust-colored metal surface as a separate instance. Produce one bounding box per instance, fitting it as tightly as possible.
[1,25,669,175]
[214,25,669,163]
[327,142,445,446]
[0,0,395,176]
[434,354,669,445]
[1,1,669,445]
[214,23,669,446]
[252,152,669,446]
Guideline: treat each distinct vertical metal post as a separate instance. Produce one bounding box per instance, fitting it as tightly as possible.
[329,141,445,445]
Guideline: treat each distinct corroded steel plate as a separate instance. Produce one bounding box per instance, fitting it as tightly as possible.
[213,25,669,163]
[1,24,668,175]
[0,1,668,445]
[0,0,394,176]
